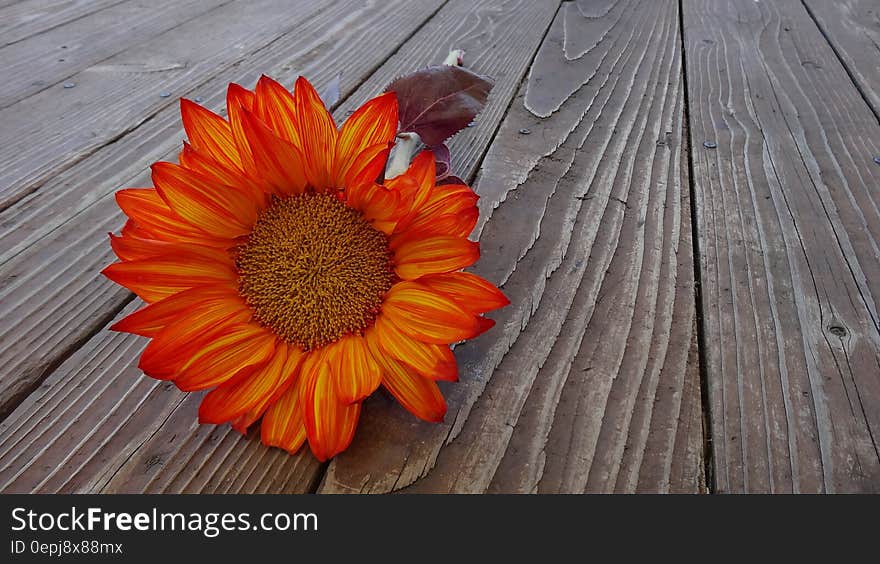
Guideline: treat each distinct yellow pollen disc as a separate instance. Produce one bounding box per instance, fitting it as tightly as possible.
[236,192,395,350]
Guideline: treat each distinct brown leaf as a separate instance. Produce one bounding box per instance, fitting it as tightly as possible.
[385,65,493,146]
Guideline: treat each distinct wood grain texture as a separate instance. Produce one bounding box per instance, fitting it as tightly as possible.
[0,0,443,423]
[801,0,880,119]
[320,0,704,494]
[0,0,230,109]
[0,0,125,47]
[0,0,328,210]
[684,0,880,493]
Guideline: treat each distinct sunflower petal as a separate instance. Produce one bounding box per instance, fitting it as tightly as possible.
[345,143,391,188]
[115,188,213,244]
[232,347,303,435]
[261,374,308,454]
[381,281,480,344]
[386,150,436,228]
[226,83,257,176]
[179,142,265,203]
[293,76,338,190]
[179,98,241,170]
[120,219,153,240]
[423,182,477,208]
[345,181,403,234]
[329,334,381,404]
[109,232,171,261]
[138,297,252,378]
[392,235,480,280]
[152,162,259,238]
[417,272,509,314]
[174,323,276,391]
[240,108,308,197]
[335,92,397,186]
[111,285,243,337]
[368,344,446,422]
[406,207,478,238]
[301,352,360,461]
[373,315,457,381]
[253,75,300,145]
[200,343,302,424]
[102,249,236,303]
[474,316,496,336]
[231,411,260,435]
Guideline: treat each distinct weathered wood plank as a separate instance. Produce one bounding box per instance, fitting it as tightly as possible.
[0,0,442,423]
[0,0,330,210]
[0,0,230,109]
[801,0,880,120]
[684,0,880,492]
[321,0,703,494]
[0,0,124,47]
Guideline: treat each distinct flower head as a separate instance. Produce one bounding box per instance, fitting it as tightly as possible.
[103,76,508,460]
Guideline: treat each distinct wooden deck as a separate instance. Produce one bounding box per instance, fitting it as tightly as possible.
[0,0,878,494]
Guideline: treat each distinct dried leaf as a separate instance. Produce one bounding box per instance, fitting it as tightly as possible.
[385,65,493,146]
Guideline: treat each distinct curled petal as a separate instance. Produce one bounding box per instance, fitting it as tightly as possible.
[345,181,403,234]
[386,150,436,228]
[345,143,391,188]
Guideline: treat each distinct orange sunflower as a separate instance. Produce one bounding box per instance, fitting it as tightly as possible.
[103,76,508,461]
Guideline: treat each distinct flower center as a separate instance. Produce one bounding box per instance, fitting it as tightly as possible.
[236,192,395,350]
